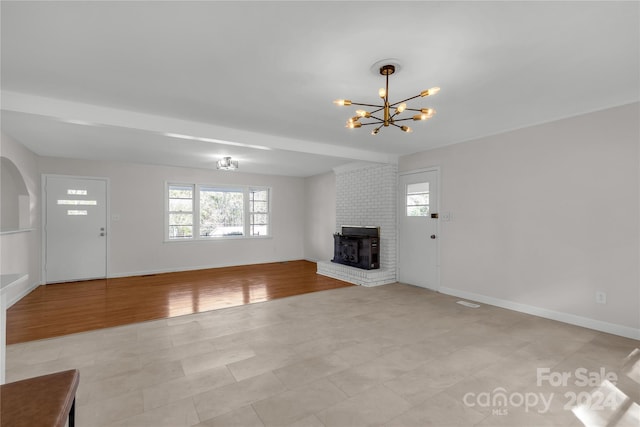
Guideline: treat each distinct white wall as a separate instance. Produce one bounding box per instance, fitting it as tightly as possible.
[0,132,41,288]
[399,103,640,338]
[39,157,306,277]
[303,171,335,262]
[0,132,41,384]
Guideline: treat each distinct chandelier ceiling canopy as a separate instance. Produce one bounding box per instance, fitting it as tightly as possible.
[334,63,440,135]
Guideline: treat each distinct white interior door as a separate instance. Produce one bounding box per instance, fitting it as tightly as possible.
[398,170,439,290]
[45,176,107,283]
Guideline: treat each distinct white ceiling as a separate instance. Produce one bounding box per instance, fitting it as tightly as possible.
[1,1,638,177]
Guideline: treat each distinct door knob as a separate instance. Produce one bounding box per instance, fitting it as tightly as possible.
[430,234,437,239]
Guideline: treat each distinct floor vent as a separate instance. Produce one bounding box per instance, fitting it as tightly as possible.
[456,300,480,308]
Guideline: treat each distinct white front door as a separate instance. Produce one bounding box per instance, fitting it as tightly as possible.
[398,170,439,290]
[44,176,108,283]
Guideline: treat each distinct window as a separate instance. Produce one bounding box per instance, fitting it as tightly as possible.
[249,188,269,236]
[200,187,244,237]
[166,183,270,240]
[406,182,429,216]
[168,184,194,239]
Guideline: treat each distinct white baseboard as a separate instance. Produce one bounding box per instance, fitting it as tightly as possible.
[10,279,39,308]
[440,286,640,341]
[2,276,39,309]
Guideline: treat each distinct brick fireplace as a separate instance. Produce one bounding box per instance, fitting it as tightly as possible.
[317,162,397,286]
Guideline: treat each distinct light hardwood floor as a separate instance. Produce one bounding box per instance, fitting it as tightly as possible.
[6,260,352,344]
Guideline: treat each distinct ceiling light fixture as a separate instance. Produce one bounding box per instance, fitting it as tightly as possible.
[216,156,238,171]
[334,63,440,135]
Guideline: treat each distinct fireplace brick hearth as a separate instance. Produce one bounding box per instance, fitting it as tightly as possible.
[317,260,395,287]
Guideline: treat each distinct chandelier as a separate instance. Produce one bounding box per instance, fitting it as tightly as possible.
[216,157,238,170]
[334,64,440,135]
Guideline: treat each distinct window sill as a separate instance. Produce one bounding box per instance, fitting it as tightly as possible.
[164,235,272,243]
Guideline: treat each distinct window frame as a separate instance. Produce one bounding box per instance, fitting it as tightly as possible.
[167,183,195,240]
[248,187,270,237]
[165,182,271,242]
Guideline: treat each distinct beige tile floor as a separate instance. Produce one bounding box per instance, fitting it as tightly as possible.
[6,283,640,427]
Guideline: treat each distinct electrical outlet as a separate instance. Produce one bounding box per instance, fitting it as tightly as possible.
[595,291,607,304]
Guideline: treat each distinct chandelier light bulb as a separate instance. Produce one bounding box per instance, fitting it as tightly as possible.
[346,121,362,129]
[371,127,380,135]
[356,110,371,118]
[401,125,412,133]
[420,87,441,97]
[414,108,437,121]
[333,99,352,106]
[396,103,407,113]
[378,88,386,98]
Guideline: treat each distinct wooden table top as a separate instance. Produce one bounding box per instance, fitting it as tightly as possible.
[0,369,79,427]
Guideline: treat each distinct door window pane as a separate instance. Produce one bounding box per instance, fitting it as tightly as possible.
[407,182,429,216]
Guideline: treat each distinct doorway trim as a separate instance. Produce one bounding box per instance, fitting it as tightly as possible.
[397,166,441,291]
[41,174,111,284]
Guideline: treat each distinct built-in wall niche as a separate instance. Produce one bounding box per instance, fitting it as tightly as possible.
[0,157,30,233]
